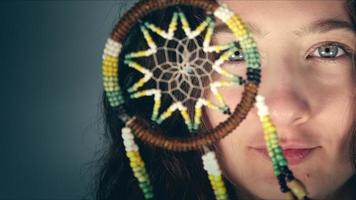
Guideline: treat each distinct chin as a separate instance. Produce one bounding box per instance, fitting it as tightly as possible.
[241,183,285,200]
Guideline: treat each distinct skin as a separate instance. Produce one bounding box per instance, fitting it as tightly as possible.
[205,1,356,199]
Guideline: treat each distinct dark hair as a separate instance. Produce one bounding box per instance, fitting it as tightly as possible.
[91,1,356,200]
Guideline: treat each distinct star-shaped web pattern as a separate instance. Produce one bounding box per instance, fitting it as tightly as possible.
[124,11,246,132]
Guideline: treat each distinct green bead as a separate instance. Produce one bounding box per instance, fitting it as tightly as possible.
[274,169,281,176]
[249,64,260,69]
[139,182,148,188]
[276,154,285,161]
[272,162,279,169]
[134,172,143,178]
[271,157,277,164]
[269,138,278,144]
[133,167,142,172]
[138,176,147,182]
[269,134,277,140]
[278,159,288,166]
[144,191,154,199]
[138,182,147,188]
[142,186,152,193]
[273,148,282,154]
[216,194,228,200]
[215,194,226,200]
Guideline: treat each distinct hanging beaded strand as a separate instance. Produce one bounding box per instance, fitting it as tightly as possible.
[202,150,229,200]
[102,38,125,107]
[255,95,309,200]
[122,127,232,200]
[122,126,154,199]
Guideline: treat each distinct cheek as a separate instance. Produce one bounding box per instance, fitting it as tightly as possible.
[309,77,355,150]
[299,61,355,156]
[317,100,354,160]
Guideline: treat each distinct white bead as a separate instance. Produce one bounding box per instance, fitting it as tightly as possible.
[127,144,139,151]
[214,5,234,23]
[122,127,132,134]
[210,168,222,176]
[122,128,135,143]
[122,133,134,140]
[257,106,269,117]
[205,151,215,159]
[104,46,117,54]
[107,38,122,49]
[121,133,128,140]
[257,111,267,117]
[104,47,118,57]
[125,144,139,151]
[202,151,223,176]
[103,38,122,58]
[255,95,265,103]
[123,139,134,147]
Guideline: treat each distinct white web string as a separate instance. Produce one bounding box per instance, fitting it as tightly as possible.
[151,37,214,104]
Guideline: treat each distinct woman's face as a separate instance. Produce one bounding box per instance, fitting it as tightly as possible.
[206,1,356,199]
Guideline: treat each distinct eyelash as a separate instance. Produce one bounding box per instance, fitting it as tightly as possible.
[305,41,354,61]
[226,41,355,63]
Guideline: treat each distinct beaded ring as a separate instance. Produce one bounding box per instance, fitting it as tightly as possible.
[101,0,309,199]
[102,0,260,151]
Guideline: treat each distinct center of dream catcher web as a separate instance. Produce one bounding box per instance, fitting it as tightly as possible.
[124,11,245,132]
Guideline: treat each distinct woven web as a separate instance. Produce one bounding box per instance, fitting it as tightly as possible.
[124,11,245,132]
[151,37,214,103]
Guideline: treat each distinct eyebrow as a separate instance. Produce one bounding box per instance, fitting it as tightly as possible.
[215,18,356,37]
[294,18,356,37]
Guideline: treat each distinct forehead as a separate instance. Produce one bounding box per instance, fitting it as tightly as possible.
[219,0,350,34]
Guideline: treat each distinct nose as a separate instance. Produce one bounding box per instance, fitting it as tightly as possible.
[259,57,311,128]
[265,87,310,127]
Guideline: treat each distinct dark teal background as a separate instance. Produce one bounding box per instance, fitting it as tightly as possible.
[0,1,136,199]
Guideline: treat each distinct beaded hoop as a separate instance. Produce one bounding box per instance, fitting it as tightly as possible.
[102,0,310,199]
[102,0,260,151]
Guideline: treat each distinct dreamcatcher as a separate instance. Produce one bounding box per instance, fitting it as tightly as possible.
[101,0,309,199]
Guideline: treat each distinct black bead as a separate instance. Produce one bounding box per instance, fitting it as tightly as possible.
[247,68,261,74]
[277,174,285,182]
[277,174,289,193]
[247,75,261,83]
[150,122,159,130]
[280,186,289,193]
[281,166,295,181]
[223,108,232,115]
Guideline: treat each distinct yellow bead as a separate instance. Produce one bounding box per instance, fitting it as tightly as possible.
[287,180,307,200]
[285,191,295,200]
[266,126,276,133]
[126,151,139,158]
[130,162,138,168]
[261,116,270,123]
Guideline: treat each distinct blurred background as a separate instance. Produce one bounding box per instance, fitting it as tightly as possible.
[0,1,136,199]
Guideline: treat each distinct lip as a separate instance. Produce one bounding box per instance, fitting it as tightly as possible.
[251,146,319,165]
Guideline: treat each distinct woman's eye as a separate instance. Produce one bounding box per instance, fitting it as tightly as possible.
[310,44,346,58]
[228,49,244,62]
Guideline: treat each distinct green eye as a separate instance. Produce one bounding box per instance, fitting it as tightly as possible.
[228,49,244,61]
[312,44,345,58]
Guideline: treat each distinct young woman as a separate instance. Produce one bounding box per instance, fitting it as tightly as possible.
[94,1,356,199]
